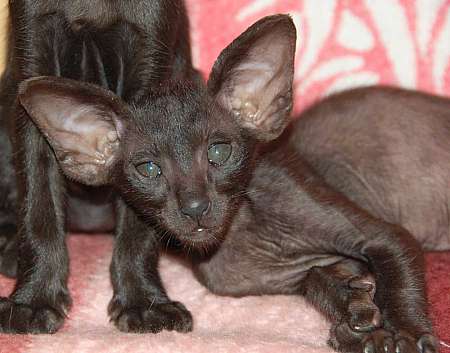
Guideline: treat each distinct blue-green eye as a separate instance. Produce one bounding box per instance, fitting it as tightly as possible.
[207,143,232,166]
[136,161,161,178]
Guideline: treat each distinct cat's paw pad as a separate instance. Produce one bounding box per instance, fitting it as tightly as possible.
[109,300,193,333]
[0,297,65,334]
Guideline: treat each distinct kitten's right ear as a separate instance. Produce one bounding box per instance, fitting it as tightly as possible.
[18,76,128,186]
[207,14,296,141]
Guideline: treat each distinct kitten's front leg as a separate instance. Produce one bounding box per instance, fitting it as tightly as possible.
[108,199,193,333]
[0,223,18,277]
[0,107,71,333]
[317,221,438,353]
[300,259,399,353]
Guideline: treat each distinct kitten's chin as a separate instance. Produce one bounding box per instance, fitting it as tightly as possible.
[174,227,225,250]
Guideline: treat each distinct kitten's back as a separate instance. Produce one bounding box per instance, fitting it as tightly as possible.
[292,87,450,250]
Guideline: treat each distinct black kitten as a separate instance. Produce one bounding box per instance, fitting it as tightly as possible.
[4,12,447,353]
[0,0,197,334]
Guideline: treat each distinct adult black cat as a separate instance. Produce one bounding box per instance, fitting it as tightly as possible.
[0,0,197,334]
[4,12,448,353]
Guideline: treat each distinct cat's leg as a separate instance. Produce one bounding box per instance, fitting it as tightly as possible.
[0,72,19,278]
[301,258,438,353]
[0,104,71,333]
[313,224,438,353]
[0,133,18,278]
[108,199,193,333]
[0,222,18,277]
[300,259,388,352]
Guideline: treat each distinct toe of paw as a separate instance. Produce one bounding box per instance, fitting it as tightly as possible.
[362,330,394,353]
[0,300,64,334]
[141,301,193,333]
[112,301,193,334]
[28,307,64,334]
[115,309,146,333]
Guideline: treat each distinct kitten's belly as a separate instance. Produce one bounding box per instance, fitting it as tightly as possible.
[66,182,115,233]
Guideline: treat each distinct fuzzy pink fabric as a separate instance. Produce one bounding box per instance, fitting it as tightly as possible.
[0,0,449,352]
[0,236,449,353]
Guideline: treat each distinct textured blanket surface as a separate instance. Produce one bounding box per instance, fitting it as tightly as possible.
[0,0,449,352]
[0,235,449,353]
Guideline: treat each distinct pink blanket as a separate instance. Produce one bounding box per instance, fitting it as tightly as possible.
[1,0,449,352]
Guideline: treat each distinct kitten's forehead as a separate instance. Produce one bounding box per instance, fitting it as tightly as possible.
[128,81,236,157]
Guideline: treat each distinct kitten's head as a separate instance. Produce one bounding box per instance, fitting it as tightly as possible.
[18,14,296,247]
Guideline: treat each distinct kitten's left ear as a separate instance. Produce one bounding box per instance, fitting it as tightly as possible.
[207,14,296,141]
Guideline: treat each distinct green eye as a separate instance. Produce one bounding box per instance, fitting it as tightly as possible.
[136,161,161,178]
[207,143,232,166]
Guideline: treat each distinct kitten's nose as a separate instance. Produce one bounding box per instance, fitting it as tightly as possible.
[180,196,211,220]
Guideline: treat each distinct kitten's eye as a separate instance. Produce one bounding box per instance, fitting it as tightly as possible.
[136,161,161,178]
[207,143,232,166]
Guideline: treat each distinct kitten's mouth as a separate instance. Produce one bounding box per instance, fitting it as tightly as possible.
[175,226,224,248]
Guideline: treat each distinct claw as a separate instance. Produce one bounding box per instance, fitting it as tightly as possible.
[417,334,438,353]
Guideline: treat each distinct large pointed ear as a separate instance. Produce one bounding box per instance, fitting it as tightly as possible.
[18,76,128,186]
[207,14,296,141]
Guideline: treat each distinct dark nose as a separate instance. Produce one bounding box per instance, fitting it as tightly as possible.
[180,196,211,220]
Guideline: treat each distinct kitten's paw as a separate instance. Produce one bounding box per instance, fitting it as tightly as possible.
[364,331,438,353]
[109,299,193,333]
[0,224,18,277]
[329,323,438,353]
[0,297,66,334]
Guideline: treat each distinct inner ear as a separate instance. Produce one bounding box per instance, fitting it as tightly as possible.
[18,76,128,186]
[208,15,296,141]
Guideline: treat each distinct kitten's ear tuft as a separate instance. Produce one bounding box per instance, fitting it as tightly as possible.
[207,14,296,141]
[18,76,128,186]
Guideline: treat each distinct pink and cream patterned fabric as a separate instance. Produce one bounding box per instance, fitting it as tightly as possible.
[0,1,449,352]
[189,0,450,112]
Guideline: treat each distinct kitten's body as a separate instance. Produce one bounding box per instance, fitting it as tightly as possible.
[194,86,450,294]
[295,87,450,250]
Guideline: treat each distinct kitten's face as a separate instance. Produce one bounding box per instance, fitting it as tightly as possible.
[18,14,296,248]
[118,86,255,245]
